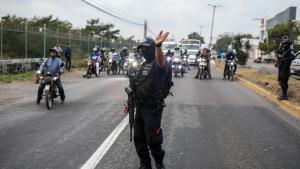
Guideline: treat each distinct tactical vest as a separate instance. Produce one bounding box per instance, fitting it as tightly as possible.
[134,60,163,107]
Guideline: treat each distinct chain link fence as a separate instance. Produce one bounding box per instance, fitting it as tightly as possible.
[0,23,113,60]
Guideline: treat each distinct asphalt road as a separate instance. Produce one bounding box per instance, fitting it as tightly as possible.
[0,68,299,169]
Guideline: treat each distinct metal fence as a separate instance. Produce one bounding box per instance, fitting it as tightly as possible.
[0,23,112,60]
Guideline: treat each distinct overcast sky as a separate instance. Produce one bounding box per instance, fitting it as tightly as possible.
[1,0,300,43]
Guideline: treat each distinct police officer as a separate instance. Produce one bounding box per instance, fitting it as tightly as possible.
[277,35,295,100]
[134,31,171,169]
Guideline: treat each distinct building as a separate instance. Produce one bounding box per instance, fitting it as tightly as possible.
[266,7,297,30]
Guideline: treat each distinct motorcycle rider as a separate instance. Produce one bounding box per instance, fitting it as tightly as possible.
[131,32,172,169]
[36,48,65,104]
[133,46,143,64]
[119,47,128,74]
[182,49,190,70]
[83,47,101,77]
[194,48,211,79]
[223,47,237,79]
[277,35,295,100]
[165,49,173,57]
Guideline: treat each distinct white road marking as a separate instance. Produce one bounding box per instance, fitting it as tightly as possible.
[80,115,129,169]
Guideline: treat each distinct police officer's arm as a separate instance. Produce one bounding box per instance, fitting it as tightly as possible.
[155,31,169,67]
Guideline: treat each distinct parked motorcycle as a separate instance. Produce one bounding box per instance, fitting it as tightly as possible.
[224,59,236,81]
[172,57,185,77]
[197,58,209,79]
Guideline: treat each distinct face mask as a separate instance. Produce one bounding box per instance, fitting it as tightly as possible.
[141,45,155,62]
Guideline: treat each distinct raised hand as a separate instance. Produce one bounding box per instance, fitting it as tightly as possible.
[155,31,169,46]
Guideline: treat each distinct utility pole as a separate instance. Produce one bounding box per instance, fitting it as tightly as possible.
[144,20,147,39]
[199,25,205,37]
[25,20,28,59]
[43,24,46,58]
[56,28,59,44]
[0,18,2,60]
[208,4,222,49]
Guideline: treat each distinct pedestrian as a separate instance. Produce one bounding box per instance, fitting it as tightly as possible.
[54,44,63,58]
[64,43,72,71]
[217,49,222,63]
[129,31,173,169]
[277,35,295,100]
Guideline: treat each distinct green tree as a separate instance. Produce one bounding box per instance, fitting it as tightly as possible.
[187,32,205,43]
[215,35,232,52]
[232,35,249,65]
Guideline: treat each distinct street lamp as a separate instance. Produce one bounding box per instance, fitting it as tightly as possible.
[208,4,222,49]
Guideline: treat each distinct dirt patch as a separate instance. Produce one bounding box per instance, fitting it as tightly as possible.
[215,61,300,107]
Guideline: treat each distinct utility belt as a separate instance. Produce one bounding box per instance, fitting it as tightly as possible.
[136,97,164,109]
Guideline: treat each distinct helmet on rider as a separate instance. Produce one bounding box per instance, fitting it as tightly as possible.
[111,48,116,53]
[49,48,58,58]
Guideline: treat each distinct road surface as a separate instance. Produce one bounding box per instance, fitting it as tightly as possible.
[0,68,299,169]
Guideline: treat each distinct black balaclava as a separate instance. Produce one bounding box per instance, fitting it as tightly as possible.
[141,44,155,62]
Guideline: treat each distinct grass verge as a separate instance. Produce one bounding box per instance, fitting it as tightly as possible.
[215,61,300,107]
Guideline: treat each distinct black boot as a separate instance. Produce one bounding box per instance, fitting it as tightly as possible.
[138,152,152,169]
[151,150,165,169]
[277,95,288,100]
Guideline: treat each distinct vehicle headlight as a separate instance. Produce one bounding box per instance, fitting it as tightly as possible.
[172,65,174,68]
[174,58,179,62]
[109,59,112,63]
[36,70,41,74]
[179,65,182,69]
[129,58,134,62]
[132,62,138,67]
[167,57,171,61]
[230,62,234,65]
[124,63,128,66]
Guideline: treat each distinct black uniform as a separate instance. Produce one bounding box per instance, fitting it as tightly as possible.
[134,38,173,169]
[277,45,295,99]
[223,51,237,77]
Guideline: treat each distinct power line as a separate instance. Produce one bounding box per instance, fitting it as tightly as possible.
[80,0,144,26]
[91,0,142,24]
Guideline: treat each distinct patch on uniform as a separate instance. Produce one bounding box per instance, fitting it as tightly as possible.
[142,70,149,76]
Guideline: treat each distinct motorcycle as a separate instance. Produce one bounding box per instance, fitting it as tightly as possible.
[197,57,209,79]
[107,58,118,75]
[124,55,139,76]
[224,59,236,81]
[86,60,100,78]
[38,71,60,110]
[172,57,185,77]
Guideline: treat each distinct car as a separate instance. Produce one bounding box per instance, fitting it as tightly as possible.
[187,50,198,66]
[291,51,300,80]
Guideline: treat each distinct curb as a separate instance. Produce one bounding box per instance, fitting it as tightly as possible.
[235,75,300,119]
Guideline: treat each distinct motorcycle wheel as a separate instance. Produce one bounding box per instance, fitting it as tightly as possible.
[175,71,178,77]
[230,71,234,81]
[45,90,52,110]
[199,69,203,80]
[181,71,184,77]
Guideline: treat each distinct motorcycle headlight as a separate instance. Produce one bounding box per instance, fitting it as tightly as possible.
[167,57,171,61]
[124,63,128,66]
[230,62,234,66]
[179,65,182,69]
[174,58,179,62]
[109,59,112,63]
[36,70,41,74]
[132,62,138,67]
[129,58,134,62]
[172,65,174,68]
